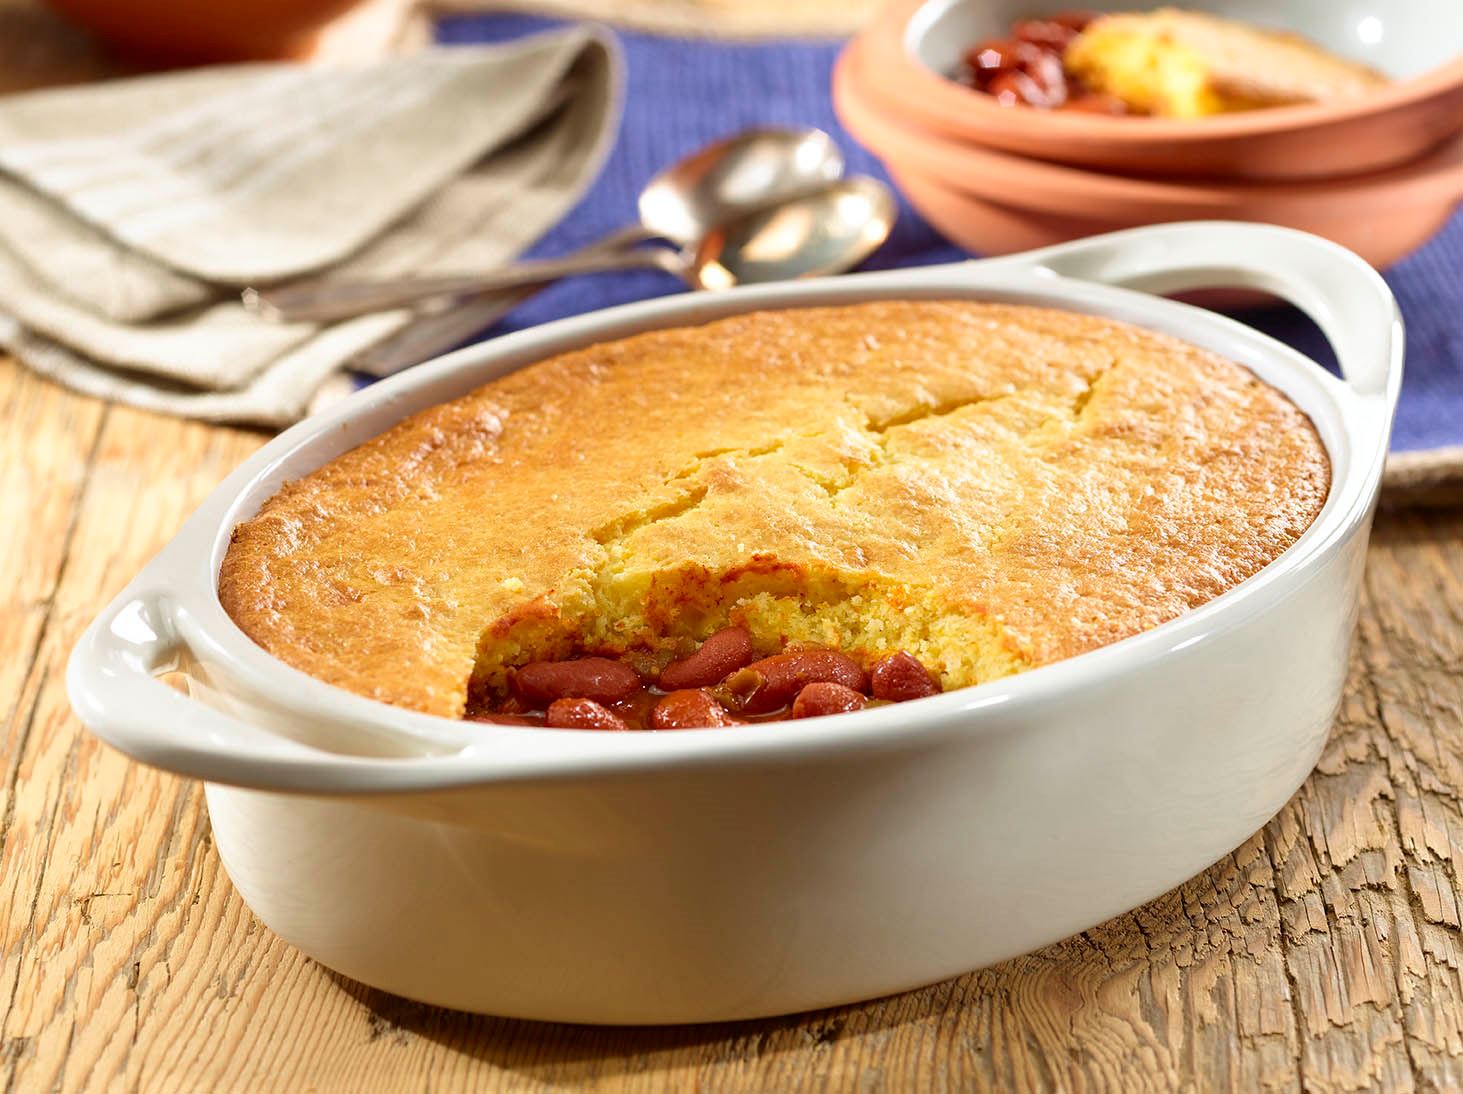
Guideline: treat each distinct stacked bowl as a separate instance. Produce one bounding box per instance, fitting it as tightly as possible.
[834,0,1463,267]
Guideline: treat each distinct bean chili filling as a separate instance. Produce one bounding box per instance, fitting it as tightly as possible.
[955,10,1132,115]
[465,626,943,730]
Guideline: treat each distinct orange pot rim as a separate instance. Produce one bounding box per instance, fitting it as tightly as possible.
[834,45,1463,217]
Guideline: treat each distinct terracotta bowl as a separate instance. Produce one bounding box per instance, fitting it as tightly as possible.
[850,0,1463,180]
[46,0,370,63]
[834,45,1463,268]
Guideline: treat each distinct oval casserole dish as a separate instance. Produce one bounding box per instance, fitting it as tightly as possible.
[68,222,1402,1024]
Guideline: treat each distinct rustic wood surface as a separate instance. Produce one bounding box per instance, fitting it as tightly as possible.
[3,352,1463,1093]
[3,0,1463,1086]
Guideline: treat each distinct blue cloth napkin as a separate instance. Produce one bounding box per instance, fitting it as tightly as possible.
[438,13,1462,455]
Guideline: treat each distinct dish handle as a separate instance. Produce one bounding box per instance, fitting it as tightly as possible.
[67,588,469,793]
[993,221,1404,406]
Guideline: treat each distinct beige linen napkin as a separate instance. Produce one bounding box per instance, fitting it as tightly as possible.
[0,26,621,425]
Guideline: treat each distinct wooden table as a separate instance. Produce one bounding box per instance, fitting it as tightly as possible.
[3,355,1463,1091]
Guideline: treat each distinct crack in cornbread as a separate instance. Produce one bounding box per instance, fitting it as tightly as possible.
[219,302,1331,718]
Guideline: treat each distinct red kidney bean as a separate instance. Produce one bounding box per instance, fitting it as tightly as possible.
[545,698,629,731]
[967,39,1054,81]
[650,689,740,730]
[870,652,942,702]
[986,70,1046,108]
[1012,18,1082,51]
[791,682,867,719]
[658,626,755,691]
[741,650,869,714]
[960,11,1099,110]
[1017,49,1068,106]
[512,657,642,708]
[966,38,1021,75]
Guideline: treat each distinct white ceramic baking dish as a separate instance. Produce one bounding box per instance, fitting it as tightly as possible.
[68,222,1401,1025]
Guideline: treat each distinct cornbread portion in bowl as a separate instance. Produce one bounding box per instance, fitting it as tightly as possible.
[1065,9,1387,118]
[219,301,1330,719]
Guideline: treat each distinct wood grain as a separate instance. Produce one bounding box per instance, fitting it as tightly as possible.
[4,0,1462,1083]
[3,353,1463,1091]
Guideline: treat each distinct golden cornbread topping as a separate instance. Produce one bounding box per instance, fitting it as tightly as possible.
[219,301,1331,722]
[1066,9,1387,117]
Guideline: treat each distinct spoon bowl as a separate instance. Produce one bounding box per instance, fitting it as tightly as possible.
[638,127,845,246]
[688,176,898,290]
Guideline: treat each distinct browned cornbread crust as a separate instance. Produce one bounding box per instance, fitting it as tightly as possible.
[219,302,1330,718]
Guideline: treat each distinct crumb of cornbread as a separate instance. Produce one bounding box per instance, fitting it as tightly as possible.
[218,301,1331,718]
[1065,9,1387,118]
[468,563,1023,699]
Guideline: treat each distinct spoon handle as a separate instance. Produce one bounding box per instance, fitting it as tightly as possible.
[349,223,666,380]
[245,241,681,325]
[307,278,550,413]
[346,287,537,379]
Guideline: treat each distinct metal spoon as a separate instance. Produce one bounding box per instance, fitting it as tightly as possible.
[249,177,895,324]
[245,127,844,326]
[293,129,860,414]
